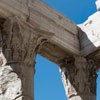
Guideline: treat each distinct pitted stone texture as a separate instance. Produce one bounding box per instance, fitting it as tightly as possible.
[0,17,40,100]
[0,65,22,100]
[60,57,97,100]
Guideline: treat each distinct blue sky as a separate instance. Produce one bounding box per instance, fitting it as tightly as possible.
[43,0,96,24]
[34,0,100,100]
[35,55,66,100]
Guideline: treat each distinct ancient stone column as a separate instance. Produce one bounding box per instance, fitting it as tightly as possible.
[0,17,46,100]
[59,56,97,100]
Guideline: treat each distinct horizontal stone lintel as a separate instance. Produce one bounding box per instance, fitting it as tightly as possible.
[0,0,80,61]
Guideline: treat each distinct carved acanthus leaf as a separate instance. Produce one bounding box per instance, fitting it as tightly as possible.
[60,56,97,99]
[0,17,47,67]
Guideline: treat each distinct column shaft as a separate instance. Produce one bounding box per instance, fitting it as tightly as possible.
[60,56,97,100]
[0,17,46,100]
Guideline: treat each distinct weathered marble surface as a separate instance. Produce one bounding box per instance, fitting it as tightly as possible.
[0,0,80,57]
[0,65,22,100]
[0,17,37,100]
[60,56,97,100]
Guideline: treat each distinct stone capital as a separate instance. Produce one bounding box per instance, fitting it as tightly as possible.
[0,17,47,100]
[60,56,97,100]
[0,17,47,67]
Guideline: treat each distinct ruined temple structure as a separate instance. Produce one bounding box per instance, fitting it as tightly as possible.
[0,0,100,100]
